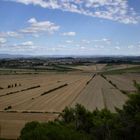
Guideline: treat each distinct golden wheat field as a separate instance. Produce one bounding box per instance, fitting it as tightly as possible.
[0,64,140,139]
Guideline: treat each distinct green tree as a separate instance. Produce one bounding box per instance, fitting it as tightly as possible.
[20,121,91,140]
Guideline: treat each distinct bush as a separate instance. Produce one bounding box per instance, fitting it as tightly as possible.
[133,80,140,92]
[0,86,3,89]
[7,85,11,88]
[4,105,12,110]
[20,121,90,140]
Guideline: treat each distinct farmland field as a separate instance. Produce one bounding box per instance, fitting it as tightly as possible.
[0,112,58,139]
[71,75,128,112]
[0,63,140,139]
[70,64,107,72]
[104,73,140,92]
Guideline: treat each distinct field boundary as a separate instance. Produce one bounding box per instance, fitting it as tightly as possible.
[86,74,96,85]
[0,85,41,98]
[41,83,68,96]
[0,110,61,115]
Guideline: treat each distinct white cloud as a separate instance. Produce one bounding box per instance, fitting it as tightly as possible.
[0,31,21,38]
[115,46,121,50]
[21,41,34,46]
[5,0,139,24]
[94,45,105,49]
[0,38,7,49]
[11,41,37,51]
[0,38,7,44]
[0,18,59,39]
[75,44,80,47]
[80,46,86,49]
[0,40,37,53]
[62,32,76,36]
[28,18,37,24]
[65,40,73,43]
[137,42,140,47]
[13,41,34,48]
[82,40,90,44]
[128,45,134,49]
[7,31,21,37]
[21,17,60,35]
[93,38,111,44]
[102,38,111,44]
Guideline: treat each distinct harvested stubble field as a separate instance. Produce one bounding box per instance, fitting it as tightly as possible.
[9,77,89,112]
[71,64,106,72]
[71,75,128,112]
[122,73,140,83]
[105,74,137,92]
[0,66,139,139]
[0,112,58,139]
[0,73,91,139]
[0,74,90,112]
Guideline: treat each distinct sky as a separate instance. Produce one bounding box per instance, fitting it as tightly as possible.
[0,0,140,56]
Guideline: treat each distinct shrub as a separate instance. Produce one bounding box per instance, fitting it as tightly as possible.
[4,105,12,110]
[7,85,11,88]
[0,86,3,89]
[20,121,90,140]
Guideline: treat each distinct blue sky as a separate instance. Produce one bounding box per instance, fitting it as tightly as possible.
[0,0,140,56]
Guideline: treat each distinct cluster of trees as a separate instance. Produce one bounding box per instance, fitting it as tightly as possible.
[20,83,140,140]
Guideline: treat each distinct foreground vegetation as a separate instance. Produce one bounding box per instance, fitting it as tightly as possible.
[20,83,140,140]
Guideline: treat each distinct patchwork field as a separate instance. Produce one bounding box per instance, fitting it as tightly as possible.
[0,64,140,139]
[0,73,91,139]
[0,74,90,111]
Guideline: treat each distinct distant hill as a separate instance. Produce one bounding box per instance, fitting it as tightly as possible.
[0,54,140,62]
[0,54,31,59]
